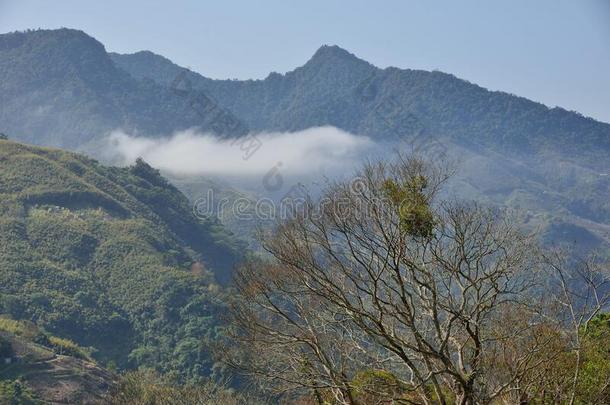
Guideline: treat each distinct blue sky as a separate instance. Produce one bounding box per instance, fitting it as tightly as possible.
[1,0,609,122]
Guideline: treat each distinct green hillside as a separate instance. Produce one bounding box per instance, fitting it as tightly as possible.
[0,139,241,381]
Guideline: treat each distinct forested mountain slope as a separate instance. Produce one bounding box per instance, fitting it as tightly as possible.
[0,29,247,149]
[1,27,606,164]
[0,139,241,381]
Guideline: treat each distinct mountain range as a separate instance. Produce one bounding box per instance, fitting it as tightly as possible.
[110,33,610,250]
[0,27,609,402]
[110,44,610,163]
[0,28,608,247]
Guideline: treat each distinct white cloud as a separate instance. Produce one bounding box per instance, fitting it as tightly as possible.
[106,126,374,177]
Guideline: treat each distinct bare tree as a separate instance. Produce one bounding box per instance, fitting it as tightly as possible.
[229,258,383,404]
[226,156,547,404]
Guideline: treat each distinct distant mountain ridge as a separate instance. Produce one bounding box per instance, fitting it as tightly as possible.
[0,28,247,150]
[1,27,607,162]
[111,44,610,164]
[109,42,609,251]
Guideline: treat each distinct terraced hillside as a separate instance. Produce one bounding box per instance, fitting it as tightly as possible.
[0,318,114,404]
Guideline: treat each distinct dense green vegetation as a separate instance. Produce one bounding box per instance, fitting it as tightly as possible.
[0,380,40,405]
[0,139,241,382]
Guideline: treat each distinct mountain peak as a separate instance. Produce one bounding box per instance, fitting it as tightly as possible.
[307,45,371,68]
[0,27,116,90]
[0,28,108,61]
[115,49,174,64]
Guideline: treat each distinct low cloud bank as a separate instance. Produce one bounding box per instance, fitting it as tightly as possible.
[106,126,374,177]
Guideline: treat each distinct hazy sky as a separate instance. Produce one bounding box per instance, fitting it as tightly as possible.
[1,0,609,123]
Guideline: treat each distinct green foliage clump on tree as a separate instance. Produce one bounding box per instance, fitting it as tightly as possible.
[382,175,434,238]
[350,369,405,403]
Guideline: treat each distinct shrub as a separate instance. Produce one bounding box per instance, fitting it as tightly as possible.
[48,336,93,361]
[0,335,13,358]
